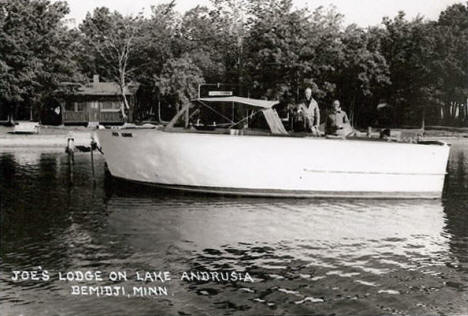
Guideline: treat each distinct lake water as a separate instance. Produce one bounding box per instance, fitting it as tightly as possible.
[1,140,467,316]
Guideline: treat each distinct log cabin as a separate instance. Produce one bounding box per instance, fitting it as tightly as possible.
[61,75,139,126]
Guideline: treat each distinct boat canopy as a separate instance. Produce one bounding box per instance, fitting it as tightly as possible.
[166,96,287,135]
[195,96,279,109]
[263,108,288,135]
[194,96,287,135]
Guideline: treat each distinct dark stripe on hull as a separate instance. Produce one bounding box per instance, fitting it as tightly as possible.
[112,176,442,199]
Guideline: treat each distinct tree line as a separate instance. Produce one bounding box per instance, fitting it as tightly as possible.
[0,0,467,128]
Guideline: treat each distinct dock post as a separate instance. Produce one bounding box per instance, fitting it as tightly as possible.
[66,137,75,163]
[90,137,96,183]
[66,137,75,184]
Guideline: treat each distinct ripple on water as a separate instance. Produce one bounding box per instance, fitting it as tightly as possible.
[1,145,468,315]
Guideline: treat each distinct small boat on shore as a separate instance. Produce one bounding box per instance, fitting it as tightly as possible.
[96,96,450,199]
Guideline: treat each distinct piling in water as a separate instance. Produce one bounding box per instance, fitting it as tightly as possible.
[90,138,96,183]
[66,137,75,184]
[66,137,75,163]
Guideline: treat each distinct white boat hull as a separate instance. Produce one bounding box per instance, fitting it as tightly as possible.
[97,129,450,199]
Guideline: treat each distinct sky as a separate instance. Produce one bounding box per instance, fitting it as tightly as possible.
[65,0,463,27]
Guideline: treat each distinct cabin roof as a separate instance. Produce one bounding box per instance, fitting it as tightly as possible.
[195,96,279,109]
[76,82,139,96]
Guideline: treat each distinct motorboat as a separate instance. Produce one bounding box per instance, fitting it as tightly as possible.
[96,95,450,199]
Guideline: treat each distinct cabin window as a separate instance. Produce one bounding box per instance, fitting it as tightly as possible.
[65,102,86,112]
[65,102,74,111]
[76,102,87,112]
[100,101,121,112]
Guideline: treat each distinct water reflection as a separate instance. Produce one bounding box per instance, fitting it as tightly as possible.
[0,141,467,316]
[106,196,450,266]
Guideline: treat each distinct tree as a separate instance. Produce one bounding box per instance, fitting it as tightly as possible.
[135,2,179,83]
[177,5,226,82]
[333,24,390,126]
[154,55,205,114]
[430,3,468,125]
[210,0,250,87]
[79,8,143,120]
[380,12,438,126]
[0,0,79,123]
[130,2,181,120]
[176,0,251,85]
[244,2,344,103]
[244,0,311,98]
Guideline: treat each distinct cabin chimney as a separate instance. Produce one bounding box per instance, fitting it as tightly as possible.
[93,74,99,84]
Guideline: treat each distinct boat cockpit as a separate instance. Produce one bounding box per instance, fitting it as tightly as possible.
[111,87,439,144]
[159,95,431,143]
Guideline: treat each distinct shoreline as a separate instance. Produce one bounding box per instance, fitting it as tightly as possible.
[0,125,95,148]
[0,125,466,148]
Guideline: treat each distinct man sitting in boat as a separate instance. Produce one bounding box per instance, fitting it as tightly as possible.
[292,87,320,135]
[325,100,353,137]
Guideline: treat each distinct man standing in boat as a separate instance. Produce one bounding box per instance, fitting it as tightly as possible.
[297,87,320,136]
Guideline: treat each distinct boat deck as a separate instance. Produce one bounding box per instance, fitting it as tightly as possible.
[152,126,442,146]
